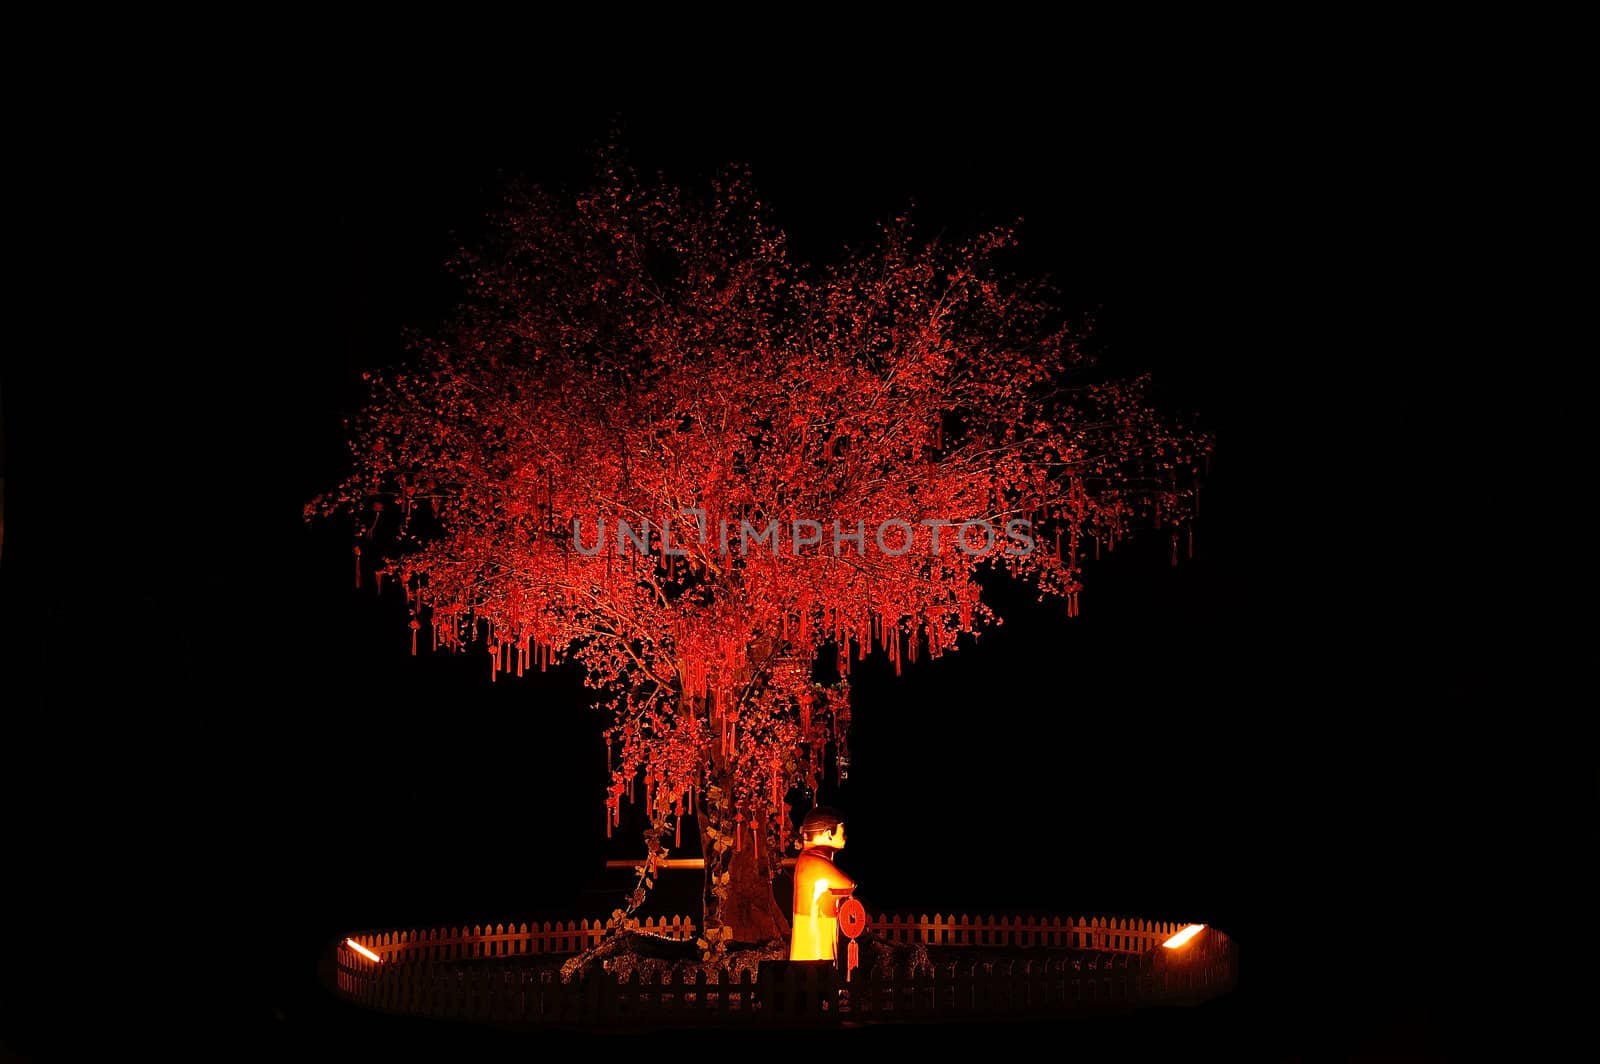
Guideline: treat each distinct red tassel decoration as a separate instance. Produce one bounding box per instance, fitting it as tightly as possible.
[409,619,419,656]
[353,545,361,588]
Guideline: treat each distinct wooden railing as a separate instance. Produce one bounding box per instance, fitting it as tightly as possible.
[334,912,1235,1026]
[868,913,1190,953]
[340,915,696,965]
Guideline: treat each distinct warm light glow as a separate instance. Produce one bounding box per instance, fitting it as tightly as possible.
[1162,924,1205,949]
[346,938,382,963]
[791,829,857,961]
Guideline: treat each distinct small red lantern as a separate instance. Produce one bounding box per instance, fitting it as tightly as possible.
[837,897,867,981]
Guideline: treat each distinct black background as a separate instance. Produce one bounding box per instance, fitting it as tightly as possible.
[2,101,1487,1057]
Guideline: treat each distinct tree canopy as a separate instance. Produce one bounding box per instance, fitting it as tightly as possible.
[313,158,1210,947]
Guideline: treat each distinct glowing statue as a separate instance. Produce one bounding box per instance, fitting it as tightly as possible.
[789,807,857,962]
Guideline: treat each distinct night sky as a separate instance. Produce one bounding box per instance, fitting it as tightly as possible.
[3,103,1486,1057]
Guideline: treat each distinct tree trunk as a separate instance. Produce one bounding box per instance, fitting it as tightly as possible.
[688,641,791,948]
[698,767,789,946]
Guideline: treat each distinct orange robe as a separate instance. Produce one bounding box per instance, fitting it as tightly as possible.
[789,848,856,961]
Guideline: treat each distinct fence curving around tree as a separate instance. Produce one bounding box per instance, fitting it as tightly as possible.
[332,912,1236,1027]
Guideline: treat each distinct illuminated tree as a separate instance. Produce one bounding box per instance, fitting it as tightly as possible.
[311,159,1210,957]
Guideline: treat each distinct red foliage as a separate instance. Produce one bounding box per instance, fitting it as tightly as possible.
[313,160,1209,932]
